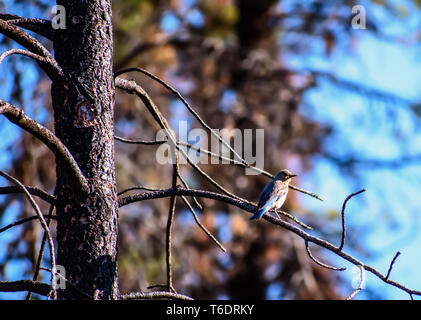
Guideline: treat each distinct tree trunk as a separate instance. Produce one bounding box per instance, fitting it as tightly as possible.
[51,0,118,299]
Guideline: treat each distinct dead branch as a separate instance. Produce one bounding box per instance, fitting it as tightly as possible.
[0,100,89,193]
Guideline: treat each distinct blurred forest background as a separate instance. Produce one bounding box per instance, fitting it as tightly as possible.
[1,0,421,299]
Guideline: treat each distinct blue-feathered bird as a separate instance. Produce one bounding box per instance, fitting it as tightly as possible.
[250,169,296,220]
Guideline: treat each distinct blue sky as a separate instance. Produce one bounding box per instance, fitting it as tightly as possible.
[291,10,421,298]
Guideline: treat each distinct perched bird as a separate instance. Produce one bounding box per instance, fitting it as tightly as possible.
[250,169,296,220]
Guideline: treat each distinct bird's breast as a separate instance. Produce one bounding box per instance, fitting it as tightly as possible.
[274,195,287,209]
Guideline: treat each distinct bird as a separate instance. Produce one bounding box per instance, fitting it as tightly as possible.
[250,169,296,220]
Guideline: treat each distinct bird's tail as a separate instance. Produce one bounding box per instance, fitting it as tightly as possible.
[250,208,267,220]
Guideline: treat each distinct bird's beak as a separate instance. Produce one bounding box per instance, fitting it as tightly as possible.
[289,174,297,178]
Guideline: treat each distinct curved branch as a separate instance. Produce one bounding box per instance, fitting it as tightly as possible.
[0,171,56,299]
[118,186,421,298]
[0,48,49,67]
[0,185,55,204]
[0,18,51,57]
[115,76,323,202]
[0,100,89,193]
[180,195,226,252]
[27,196,56,301]
[0,19,62,80]
[386,251,401,281]
[115,135,167,145]
[115,67,250,167]
[339,189,366,251]
[305,240,345,271]
[115,77,244,204]
[0,280,51,296]
[0,14,54,40]
[120,291,193,300]
[0,214,55,234]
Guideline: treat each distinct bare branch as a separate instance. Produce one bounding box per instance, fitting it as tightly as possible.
[177,172,203,210]
[0,171,56,299]
[0,280,51,296]
[0,48,49,67]
[118,186,421,298]
[305,240,346,271]
[0,214,55,234]
[275,209,312,230]
[0,19,61,80]
[339,189,366,251]
[115,76,323,202]
[0,18,51,57]
[166,160,179,293]
[0,14,54,40]
[115,67,250,167]
[117,185,166,196]
[386,251,401,281]
[120,291,193,300]
[27,189,56,300]
[39,267,93,299]
[115,135,167,145]
[0,185,55,204]
[115,77,248,203]
[180,195,227,252]
[0,100,89,193]
[115,136,203,209]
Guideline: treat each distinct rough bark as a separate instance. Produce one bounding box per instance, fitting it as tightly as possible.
[51,0,118,299]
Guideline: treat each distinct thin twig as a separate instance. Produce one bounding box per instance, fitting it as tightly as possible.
[0,100,89,193]
[0,19,52,58]
[275,209,312,230]
[288,184,324,202]
[118,186,421,298]
[0,214,55,234]
[120,291,193,300]
[0,19,62,80]
[115,135,167,145]
[305,240,346,271]
[115,77,323,202]
[0,48,51,69]
[180,141,324,201]
[117,186,166,196]
[115,78,251,204]
[0,185,55,204]
[177,172,203,210]
[26,188,57,300]
[180,195,226,252]
[39,267,92,299]
[115,135,203,209]
[339,189,366,251]
[115,77,246,204]
[0,280,51,296]
[385,251,401,281]
[115,67,250,167]
[0,171,57,299]
[0,14,54,40]
[166,150,180,293]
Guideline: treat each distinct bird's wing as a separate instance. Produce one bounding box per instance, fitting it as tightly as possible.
[258,182,288,208]
[257,181,276,209]
[273,183,289,209]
